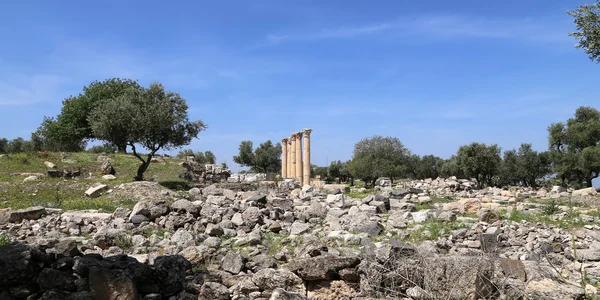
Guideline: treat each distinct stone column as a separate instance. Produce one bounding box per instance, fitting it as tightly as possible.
[291,134,297,179]
[287,138,293,178]
[281,138,288,178]
[303,129,312,186]
[295,131,303,184]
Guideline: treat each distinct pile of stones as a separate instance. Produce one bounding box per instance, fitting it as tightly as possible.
[1,177,599,299]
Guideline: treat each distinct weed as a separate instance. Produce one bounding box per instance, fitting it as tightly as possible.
[543,199,560,215]
[403,220,467,243]
[0,233,11,246]
[115,234,133,249]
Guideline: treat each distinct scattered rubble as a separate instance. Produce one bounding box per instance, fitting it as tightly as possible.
[0,177,599,299]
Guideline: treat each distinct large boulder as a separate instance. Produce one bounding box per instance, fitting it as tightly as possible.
[252,268,305,294]
[9,206,46,223]
[129,199,169,222]
[573,187,597,197]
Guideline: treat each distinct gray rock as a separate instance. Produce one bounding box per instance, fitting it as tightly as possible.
[222,253,245,274]
[269,288,306,300]
[84,184,108,198]
[129,199,169,222]
[171,230,195,247]
[289,221,311,235]
[170,199,198,216]
[242,207,263,227]
[252,268,305,294]
[199,282,230,300]
[205,224,224,237]
[284,256,360,280]
[9,206,46,223]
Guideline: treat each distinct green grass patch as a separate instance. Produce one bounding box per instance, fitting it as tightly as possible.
[345,189,378,199]
[0,152,187,211]
[505,208,586,230]
[403,220,468,243]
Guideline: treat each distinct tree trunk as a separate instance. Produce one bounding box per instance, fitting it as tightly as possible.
[135,162,149,181]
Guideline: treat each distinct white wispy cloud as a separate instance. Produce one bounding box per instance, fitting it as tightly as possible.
[264,14,571,45]
[0,74,68,106]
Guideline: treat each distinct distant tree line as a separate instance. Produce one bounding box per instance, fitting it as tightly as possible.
[306,106,599,189]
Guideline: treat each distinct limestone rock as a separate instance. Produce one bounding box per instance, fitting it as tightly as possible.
[44,161,57,169]
[129,199,169,222]
[222,253,245,274]
[199,282,230,300]
[85,184,108,198]
[9,206,46,223]
[252,268,305,294]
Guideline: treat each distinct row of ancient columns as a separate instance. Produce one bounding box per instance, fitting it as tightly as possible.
[281,129,311,185]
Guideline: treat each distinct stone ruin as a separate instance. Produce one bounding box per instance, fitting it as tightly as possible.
[180,156,231,184]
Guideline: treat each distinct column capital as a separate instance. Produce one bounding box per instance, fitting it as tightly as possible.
[296,131,303,138]
[302,128,312,137]
[282,137,288,143]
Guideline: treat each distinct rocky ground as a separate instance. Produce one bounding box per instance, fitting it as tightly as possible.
[1,176,600,299]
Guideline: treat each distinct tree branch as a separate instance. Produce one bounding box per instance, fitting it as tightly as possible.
[130,143,146,164]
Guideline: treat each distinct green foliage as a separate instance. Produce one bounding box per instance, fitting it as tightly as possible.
[177,149,217,164]
[517,143,551,188]
[115,234,133,249]
[439,155,462,178]
[499,149,520,186]
[311,164,329,180]
[89,82,206,180]
[327,160,353,183]
[0,233,11,246]
[6,137,25,153]
[404,220,467,243]
[35,79,140,152]
[568,1,600,63]
[411,154,444,179]
[548,106,600,187]
[0,138,7,153]
[87,143,118,154]
[455,142,502,187]
[543,199,560,215]
[233,140,282,173]
[349,135,411,186]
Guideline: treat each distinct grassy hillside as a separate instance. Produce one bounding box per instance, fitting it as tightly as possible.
[0,152,188,211]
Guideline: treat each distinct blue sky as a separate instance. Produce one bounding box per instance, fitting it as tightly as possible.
[1,0,599,171]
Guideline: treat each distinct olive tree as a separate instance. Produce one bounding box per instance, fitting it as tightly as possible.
[233,140,282,173]
[568,1,600,63]
[36,78,140,152]
[349,135,411,187]
[89,82,206,180]
[455,142,501,187]
[549,106,600,187]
